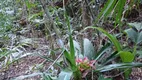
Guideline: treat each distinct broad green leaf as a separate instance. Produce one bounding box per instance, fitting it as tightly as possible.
[119,51,134,79]
[119,51,134,62]
[84,38,96,60]
[128,22,142,31]
[126,22,142,44]
[73,40,83,58]
[73,40,81,54]
[125,26,142,45]
[138,32,142,44]
[95,63,142,72]
[58,70,73,80]
[137,51,142,58]
[125,28,138,43]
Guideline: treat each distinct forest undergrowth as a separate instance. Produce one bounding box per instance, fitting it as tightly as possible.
[0,0,142,80]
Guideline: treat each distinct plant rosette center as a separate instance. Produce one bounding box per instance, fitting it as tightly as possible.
[76,57,96,72]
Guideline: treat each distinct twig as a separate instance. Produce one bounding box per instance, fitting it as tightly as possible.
[45,49,65,72]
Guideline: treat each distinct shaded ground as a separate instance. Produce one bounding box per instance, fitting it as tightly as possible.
[0,56,45,80]
[0,56,142,80]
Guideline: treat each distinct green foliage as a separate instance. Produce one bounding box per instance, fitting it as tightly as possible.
[119,51,134,63]
[96,0,126,25]
[62,8,81,80]
[115,0,126,25]
[119,51,135,79]
[64,50,77,71]
[95,43,112,61]
[42,73,53,80]
[96,63,142,72]
[85,27,122,51]
[83,26,142,79]
[125,22,142,45]
[96,0,117,22]
[25,1,36,9]
[83,38,96,60]
[1,0,142,80]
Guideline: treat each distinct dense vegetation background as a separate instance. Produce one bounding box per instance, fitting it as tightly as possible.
[0,0,142,80]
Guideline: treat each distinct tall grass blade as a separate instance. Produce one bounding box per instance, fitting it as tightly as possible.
[85,27,122,51]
